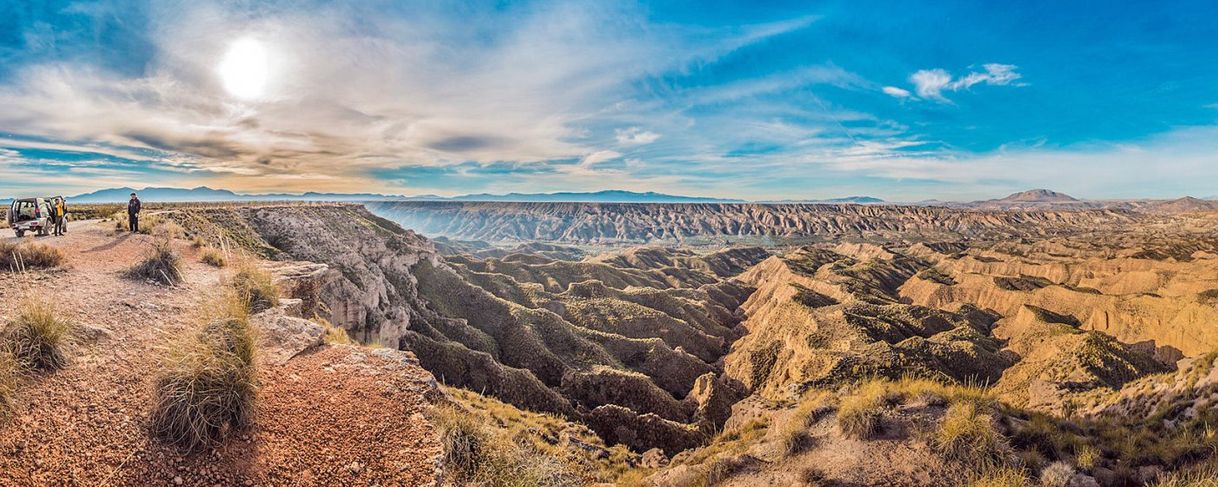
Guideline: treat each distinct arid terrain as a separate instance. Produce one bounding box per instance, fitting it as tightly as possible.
[3,199,1218,486]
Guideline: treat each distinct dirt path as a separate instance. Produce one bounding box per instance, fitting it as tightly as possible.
[0,220,441,486]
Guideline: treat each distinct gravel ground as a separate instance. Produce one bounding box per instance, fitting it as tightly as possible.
[0,220,442,486]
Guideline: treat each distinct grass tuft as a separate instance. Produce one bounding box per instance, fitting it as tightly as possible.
[150,292,257,451]
[126,240,184,285]
[837,382,886,439]
[229,260,280,313]
[936,401,1004,463]
[429,405,580,486]
[2,298,73,371]
[0,351,17,421]
[200,248,227,268]
[781,428,815,456]
[0,241,64,272]
[969,465,1031,487]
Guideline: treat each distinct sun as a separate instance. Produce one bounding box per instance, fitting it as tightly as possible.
[218,38,269,100]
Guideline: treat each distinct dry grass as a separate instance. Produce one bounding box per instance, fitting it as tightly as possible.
[837,382,886,439]
[936,401,1004,462]
[316,317,354,345]
[781,427,815,456]
[200,248,227,268]
[429,404,581,486]
[228,260,280,313]
[0,241,65,272]
[0,351,17,422]
[150,292,257,451]
[969,465,1031,487]
[699,455,753,486]
[1153,459,1218,486]
[2,298,74,371]
[681,418,769,467]
[1075,444,1100,472]
[1038,461,1076,487]
[126,240,185,285]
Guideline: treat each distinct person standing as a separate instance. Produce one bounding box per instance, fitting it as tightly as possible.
[52,197,66,236]
[127,192,141,233]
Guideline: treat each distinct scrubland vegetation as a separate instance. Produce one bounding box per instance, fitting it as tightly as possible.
[0,298,75,425]
[150,291,257,450]
[125,239,184,285]
[227,259,280,313]
[430,404,583,486]
[0,240,64,271]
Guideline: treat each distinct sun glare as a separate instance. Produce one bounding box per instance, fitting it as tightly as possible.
[218,38,269,100]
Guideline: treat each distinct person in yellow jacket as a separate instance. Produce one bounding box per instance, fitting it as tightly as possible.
[52,196,67,236]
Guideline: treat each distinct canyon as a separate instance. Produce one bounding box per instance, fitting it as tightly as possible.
[161,201,1218,485]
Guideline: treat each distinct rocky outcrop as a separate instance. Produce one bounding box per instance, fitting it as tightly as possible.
[250,305,324,365]
[179,204,758,453]
[585,405,706,456]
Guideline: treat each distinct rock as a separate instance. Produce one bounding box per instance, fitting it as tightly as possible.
[1070,474,1100,487]
[1136,465,1163,484]
[584,404,706,456]
[251,306,324,365]
[685,373,745,431]
[74,323,114,343]
[278,298,303,318]
[640,448,668,469]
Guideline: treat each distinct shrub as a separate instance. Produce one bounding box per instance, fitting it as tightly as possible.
[937,401,1004,463]
[1153,459,1218,486]
[317,317,354,345]
[0,241,64,272]
[200,248,227,268]
[1039,462,1076,487]
[229,261,280,313]
[970,465,1030,487]
[837,383,885,439]
[781,428,815,456]
[150,293,257,451]
[430,405,580,486]
[2,299,73,371]
[701,456,752,486]
[1075,445,1100,472]
[126,240,184,285]
[0,351,17,421]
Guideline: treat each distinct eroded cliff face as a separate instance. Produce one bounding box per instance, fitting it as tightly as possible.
[366,201,1138,244]
[178,204,1218,472]
[178,204,763,454]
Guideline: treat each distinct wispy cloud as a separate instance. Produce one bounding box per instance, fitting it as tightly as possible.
[881,86,911,98]
[615,127,661,145]
[907,63,1023,102]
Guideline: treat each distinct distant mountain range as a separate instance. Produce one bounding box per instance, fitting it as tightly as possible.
[2,186,1215,209]
[35,187,745,204]
[759,196,886,204]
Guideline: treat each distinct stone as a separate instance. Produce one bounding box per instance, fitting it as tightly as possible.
[251,306,324,365]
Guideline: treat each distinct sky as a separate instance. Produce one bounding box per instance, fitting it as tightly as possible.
[1,0,1217,201]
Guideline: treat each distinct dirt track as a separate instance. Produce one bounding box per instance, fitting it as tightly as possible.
[0,220,440,486]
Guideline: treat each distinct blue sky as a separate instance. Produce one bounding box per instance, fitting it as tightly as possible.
[1,0,1217,200]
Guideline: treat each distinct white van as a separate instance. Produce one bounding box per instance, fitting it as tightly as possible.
[7,198,55,237]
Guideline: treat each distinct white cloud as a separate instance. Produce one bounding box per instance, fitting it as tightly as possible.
[579,150,622,167]
[909,63,1022,102]
[881,86,911,98]
[0,2,813,194]
[614,127,661,145]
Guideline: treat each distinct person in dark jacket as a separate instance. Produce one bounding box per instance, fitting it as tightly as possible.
[127,192,141,233]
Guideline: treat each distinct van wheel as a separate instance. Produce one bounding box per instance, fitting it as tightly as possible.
[15,230,24,238]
